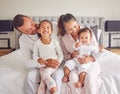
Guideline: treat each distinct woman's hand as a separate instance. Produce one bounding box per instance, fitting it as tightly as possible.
[70,50,79,58]
[78,55,94,64]
[46,59,60,69]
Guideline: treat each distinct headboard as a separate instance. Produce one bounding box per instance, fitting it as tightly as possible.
[15,16,105,49]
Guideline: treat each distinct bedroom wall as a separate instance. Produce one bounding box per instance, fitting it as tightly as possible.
[0,0,120,48]
[0,0,120,20]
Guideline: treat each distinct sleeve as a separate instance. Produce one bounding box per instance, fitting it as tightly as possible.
[59,37,71,60]
[73,41,80,51]
[54,40,63,63]
[19,35,39,69]
[91,46,103,60]
[33,41,40,62]
[19,35,33,59]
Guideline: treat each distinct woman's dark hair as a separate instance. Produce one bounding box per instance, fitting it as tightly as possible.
[13,14,30,31]
[78,28,92,38]
[38,20,53,37]
[58,13,77,36]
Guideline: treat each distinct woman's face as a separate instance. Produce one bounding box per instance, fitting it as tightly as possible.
[17,17,38,35]
[64,19,80,36]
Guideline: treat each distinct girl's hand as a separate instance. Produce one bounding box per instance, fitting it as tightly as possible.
[78,55,94,64]
[38,58,47,65]
[46,59,60,69]
[70,50,79,58]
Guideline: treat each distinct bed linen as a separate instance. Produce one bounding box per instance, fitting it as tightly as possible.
[0,16,120,94]
[0,49,120,94]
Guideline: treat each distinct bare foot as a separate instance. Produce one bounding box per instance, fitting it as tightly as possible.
[75,82,83,88]
[50,87,57,94]
[62,76,69,82]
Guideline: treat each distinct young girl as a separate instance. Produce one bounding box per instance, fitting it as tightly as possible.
[58,13,102,94]
[63,28,102,88]
[33,20,63,94]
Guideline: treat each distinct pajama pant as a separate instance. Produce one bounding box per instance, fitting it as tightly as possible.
[38,67,56,94]
[64,58,93,74]
[24,67,64,94]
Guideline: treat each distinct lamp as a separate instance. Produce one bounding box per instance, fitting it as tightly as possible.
[105,21,120,31]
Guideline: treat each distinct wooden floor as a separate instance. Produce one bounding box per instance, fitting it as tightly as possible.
[106,48,120,55]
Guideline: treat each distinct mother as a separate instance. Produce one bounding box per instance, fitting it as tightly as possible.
[58,13,101,94]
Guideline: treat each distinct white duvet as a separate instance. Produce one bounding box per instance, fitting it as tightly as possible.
[0,49,120,94]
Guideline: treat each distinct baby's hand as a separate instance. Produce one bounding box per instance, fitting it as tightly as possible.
[75,42,81,48]
[99,45,104,52]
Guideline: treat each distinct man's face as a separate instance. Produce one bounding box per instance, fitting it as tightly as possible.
[17,17,38,35]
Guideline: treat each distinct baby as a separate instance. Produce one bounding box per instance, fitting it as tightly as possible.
[63,28,102,88]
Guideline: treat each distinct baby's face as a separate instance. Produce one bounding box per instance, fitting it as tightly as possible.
[79,31,91,45]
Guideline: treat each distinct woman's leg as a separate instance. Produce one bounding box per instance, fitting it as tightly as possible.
[82,62,101,94]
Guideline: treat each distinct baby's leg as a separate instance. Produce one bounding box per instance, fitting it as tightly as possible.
[62,66,71,82]
[75,72,86,88]
[63,59,77,82]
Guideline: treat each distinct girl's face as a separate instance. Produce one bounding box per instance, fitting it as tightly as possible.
[79,31,91,45]
[64,19,80,36]
[38,21,52,38]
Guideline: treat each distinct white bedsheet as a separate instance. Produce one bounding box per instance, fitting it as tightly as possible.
[0,49,120,94]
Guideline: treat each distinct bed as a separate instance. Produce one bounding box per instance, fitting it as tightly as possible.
[0,16,120,94]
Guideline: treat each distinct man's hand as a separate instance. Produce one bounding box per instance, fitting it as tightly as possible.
[46,59,60,69]
[78,55,94,64]
[38,58,47,65]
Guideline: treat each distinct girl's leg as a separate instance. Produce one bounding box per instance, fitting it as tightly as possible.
[42,68,57,94]
[37,79,46,94]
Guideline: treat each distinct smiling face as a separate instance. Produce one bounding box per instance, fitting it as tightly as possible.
[79,30,92,45]
[17,17,38,35]
[38,21,52,38]
[64,19,80,36]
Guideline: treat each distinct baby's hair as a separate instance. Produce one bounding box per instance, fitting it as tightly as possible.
[38,20,53,37]
[58,13,77,36]
[78,28,92,38]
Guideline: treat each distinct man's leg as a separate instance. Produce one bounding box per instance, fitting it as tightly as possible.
[24,68,40,94]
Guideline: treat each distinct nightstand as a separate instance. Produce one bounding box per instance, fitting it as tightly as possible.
[0,48,15,56]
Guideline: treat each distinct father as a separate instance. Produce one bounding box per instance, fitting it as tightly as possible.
[13,14,64,94]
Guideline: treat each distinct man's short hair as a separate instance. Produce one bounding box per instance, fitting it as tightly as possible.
[13,14,29,31]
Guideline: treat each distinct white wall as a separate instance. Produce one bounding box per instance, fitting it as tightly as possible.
[0,0,120,48]
[0,0,120,20]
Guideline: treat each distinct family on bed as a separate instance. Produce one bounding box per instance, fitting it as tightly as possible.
[13,13,104,94]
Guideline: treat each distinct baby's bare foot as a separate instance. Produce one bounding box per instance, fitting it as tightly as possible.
[75,82,83,88]
[62,76,69,82]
